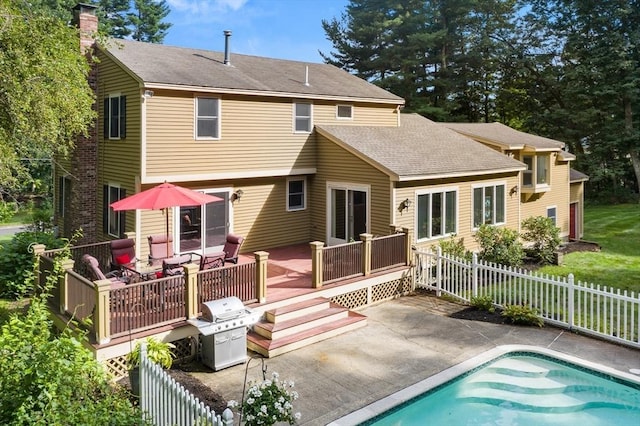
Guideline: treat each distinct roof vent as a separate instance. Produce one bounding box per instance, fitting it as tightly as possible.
[304,65,309,86]
[223,30,232,66]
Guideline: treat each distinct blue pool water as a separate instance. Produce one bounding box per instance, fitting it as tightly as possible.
[365,353,640,426]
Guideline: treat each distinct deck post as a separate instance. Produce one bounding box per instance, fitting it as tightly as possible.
[94,279,111,344]
[360,233,373,276]
[59,258,75,314]
[254,251,269,303]
[401,227,412,266]
[183,263,199,319]
[310,241,324,288]
[31,244,46,289]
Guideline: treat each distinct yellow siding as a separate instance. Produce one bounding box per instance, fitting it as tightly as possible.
[394,174,521,252]
[520,158,571,238]
[570,181,585,238]
[311,135,392,242]
[313,101,398,126]
[96,51,142,241]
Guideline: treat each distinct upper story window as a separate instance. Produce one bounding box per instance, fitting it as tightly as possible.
[103,185,126,238]
[294,102,312,133]
[416,188,457,240]
[522,154,550,192]
[336,105,353,120]
[287,178,306,211]
[103,95,126,140]
[196,97,220,139]
[473,183,506,228]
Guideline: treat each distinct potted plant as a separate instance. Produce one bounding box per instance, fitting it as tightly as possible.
[126,337,175,396]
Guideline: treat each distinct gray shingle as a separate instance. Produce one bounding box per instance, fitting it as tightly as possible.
[570,168,589,182]
[441,122,565,150]
[317,114,525,180]
[102,39,403,102]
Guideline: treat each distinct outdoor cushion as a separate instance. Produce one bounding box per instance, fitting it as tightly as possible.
[115,253,131,265]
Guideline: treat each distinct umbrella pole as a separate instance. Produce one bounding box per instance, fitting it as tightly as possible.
[165,208,170,258]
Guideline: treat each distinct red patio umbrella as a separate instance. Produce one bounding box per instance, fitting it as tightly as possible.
[110,182,223,257]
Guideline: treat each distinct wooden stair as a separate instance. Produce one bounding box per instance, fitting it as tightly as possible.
[247,298,367,358]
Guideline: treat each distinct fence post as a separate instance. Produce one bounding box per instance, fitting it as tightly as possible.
[94,279,111,344]
[360,233,373,276]
[436,246,442,297]
[254,251,269,303]
[140,342,148,419]
[472,252,478,298]
[402,227,412,266]
[310,241,324,288]
[183,263,199,319]
[58,258,75,315]
[568,273,575,329]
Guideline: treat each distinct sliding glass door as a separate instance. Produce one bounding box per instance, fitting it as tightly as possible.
[177,190,230,254]
[327,184,369,245]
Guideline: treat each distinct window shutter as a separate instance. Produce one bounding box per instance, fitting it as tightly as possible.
[119,96,126,138]
[103,98,109,139]
[103,185,109,234]
[119,188,127,237]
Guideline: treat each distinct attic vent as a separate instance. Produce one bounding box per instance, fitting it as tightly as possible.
[223,30,232,66]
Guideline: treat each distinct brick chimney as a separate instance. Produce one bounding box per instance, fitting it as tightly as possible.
[67,3,99,244]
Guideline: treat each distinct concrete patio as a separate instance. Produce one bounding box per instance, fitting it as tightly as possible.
[190,292,640,425]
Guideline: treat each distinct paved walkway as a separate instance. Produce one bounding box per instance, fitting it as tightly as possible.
[191,293,640,425]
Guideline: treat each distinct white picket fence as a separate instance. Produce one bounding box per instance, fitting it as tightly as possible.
[139,344,234,426]
[414,247,640,349]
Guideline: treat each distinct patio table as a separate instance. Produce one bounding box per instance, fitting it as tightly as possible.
[122,261,163,281]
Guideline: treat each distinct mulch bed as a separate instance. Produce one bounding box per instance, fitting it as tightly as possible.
[449,306,507,324]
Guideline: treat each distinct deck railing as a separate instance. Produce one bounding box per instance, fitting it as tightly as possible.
[197,261,257,306]
[414,247,640,349]
[322,241,363,283]
[139,343,234,426]
[371,233,407,272]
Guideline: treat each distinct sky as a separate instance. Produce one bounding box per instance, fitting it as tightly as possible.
[164,0,350,63]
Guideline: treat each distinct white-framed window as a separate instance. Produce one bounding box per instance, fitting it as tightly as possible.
[103,94,126,140]
[522,154,550,187]
[473,183,506,228]
[416,188,457,240]
[196,97,220,139]
[294,102,312,133]
[336,104,353,120]
[287,177,306,211]
[547,206,557,226]
[103,184,126,237]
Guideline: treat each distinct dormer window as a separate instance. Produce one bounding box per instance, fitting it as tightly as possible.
[522,154,550,193]
[294,102,312,133]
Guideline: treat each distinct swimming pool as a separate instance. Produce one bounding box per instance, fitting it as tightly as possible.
[331,346,640,426]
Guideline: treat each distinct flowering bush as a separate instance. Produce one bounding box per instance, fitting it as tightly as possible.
[228,372,301,426]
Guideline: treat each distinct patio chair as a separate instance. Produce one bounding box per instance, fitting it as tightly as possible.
[199,253,225,271]
[148,234,175,267]
[110,238,137,271]
[162,254,193,277]
[221,233,244,264]
[82,254,129,286]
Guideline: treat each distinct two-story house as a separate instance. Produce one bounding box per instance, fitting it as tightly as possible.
[57,5,585,260]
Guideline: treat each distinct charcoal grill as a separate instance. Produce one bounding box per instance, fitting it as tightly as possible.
[188,296,259,371]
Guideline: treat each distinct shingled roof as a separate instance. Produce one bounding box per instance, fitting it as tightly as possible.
[101,39,404,103]
[441,122,565,151]
[316,114,525,181]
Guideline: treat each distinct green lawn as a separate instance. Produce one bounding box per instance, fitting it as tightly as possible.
[538,204,640,293]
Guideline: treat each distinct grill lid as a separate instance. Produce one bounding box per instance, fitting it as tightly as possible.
[201,296,246,322]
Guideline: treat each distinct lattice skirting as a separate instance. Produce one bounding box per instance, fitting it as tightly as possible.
[330,275,413,309]
[103,337,197,381]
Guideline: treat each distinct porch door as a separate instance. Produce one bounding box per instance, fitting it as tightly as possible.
[328,185,368,245]
[569,202,577,240]
[178,191,230,254]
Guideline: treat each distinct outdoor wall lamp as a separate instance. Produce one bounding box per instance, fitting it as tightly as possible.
[399,198,412,212]
[142,90,154,100]
[232,189,244,201]
[510,185,519,196]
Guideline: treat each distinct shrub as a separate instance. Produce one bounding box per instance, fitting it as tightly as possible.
[470,295,495,313]
[228,371,301,426]
[474,224,524,266]
[437,235,472,261]
[0,230,66,298]
[521,216,561,264]
[0,201,17,223]
[126,337,175,370]
[501,304,544,327]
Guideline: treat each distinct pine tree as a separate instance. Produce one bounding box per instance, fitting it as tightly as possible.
[128,0,172,43]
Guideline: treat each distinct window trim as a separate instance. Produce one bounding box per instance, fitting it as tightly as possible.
[414,186,459,242]
[336,104,353,120]
[471,182,507,229]
[293,102,312,133]
[521,153,550,190]
[546,205,557,226]
[286,177,307,211]
[103,184,126,238]
[103,94,126,140]
[195,97,221,140]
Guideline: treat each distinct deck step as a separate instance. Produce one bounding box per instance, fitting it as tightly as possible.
[265,298,331,323]
[247,297,367,358]
[247,312,367,358]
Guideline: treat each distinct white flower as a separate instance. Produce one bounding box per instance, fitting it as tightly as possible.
[294,412,302,420]
[247,397,255,405]
[272,372,279,380]
[260,404,267,414]
[227,400,238,408]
